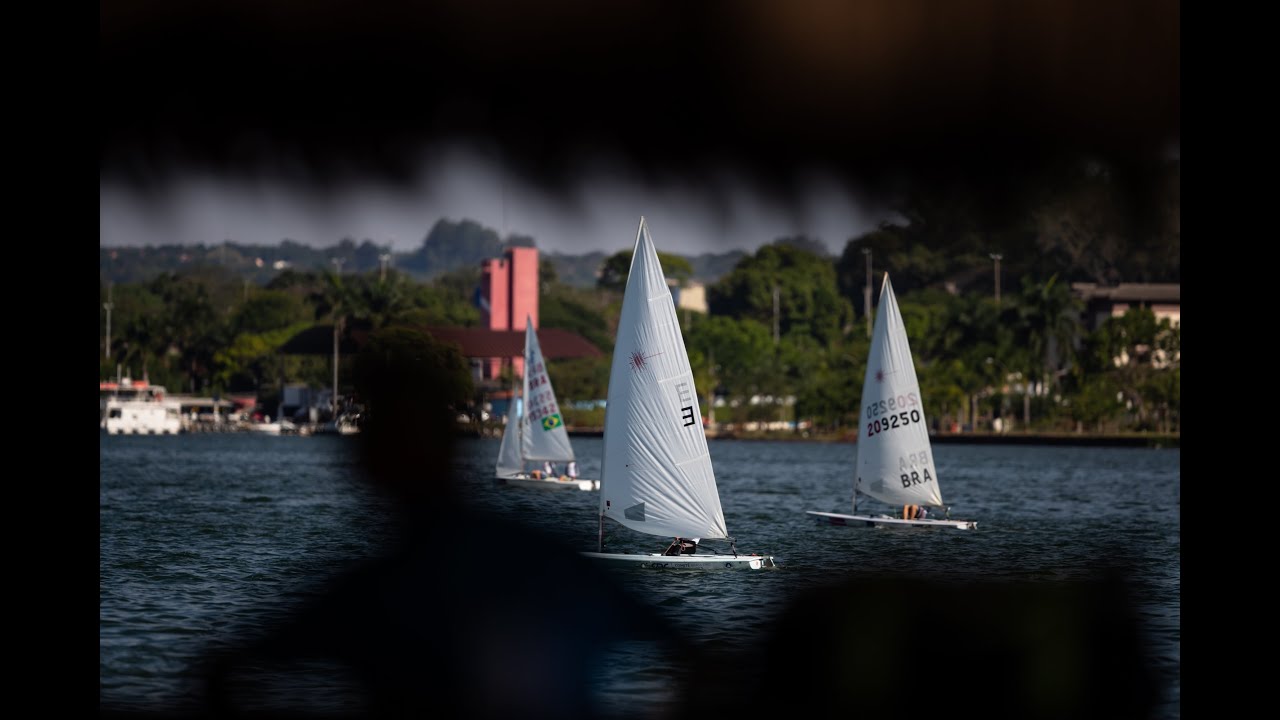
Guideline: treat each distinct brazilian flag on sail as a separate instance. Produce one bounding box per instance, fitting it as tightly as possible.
[541,414,563,431]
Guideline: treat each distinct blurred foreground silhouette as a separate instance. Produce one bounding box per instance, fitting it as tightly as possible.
[199,328,686,718]
[675,570,1161,720]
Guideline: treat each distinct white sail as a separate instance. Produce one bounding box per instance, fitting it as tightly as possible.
[495,393,524,477]
[520,320,576,463]
[599,218,728,540]
[854,273,945,508]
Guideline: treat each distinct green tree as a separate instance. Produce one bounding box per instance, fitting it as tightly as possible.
[396,270,481,328]
[1015,274,1083,396]
[147,272,231,393]
[541,285,614,352]
[786,334,867,431]
[597,249,693,292]
[546,356,611,405]
[233,290,309,334]
[835,227,953,304]
[707,243,852,345]
[350,272,414,328]
[1064,372,1124,433]
[1079,308,1178,431]
[213,322,312,392]
[684,315,776,411]
[539,258,558,288]
[400,218,505,277]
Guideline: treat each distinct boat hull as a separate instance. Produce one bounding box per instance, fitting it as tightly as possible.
[496,475,599,492]
[807,511,977,530]
[580,551,776,570]
[104,426,181,435]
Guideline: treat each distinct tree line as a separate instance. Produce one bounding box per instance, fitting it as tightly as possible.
[100,240,1178,436]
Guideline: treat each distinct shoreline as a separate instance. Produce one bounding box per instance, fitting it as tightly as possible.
[562,427,1179,448]
[455,424,1178,448]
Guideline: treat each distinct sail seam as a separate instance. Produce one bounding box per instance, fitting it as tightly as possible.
[675,452,710,467]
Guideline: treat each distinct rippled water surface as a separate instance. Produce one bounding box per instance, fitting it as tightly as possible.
[101,434,1179,717]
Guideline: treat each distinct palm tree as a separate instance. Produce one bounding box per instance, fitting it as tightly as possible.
[355,271,414,328]
[1015,274,1083,397]
[310,269,363,417]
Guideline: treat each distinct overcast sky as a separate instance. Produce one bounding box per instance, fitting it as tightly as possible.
[99,142,901,256]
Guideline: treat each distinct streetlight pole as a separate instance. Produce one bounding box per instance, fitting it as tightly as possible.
[989,253,1002,307]
[862,247,872,338]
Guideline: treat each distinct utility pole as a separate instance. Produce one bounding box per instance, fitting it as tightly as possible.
[863,248,873,338]
[103,282,113,358]
[379,253,392,282]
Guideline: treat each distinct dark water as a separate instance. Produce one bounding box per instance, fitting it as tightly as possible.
[101,434,1179,717]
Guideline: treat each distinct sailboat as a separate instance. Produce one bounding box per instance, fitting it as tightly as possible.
[494,319,600,491]
[807,273,977,530]
[581,218,776,569]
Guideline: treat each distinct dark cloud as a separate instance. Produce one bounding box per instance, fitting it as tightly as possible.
[101,0,1178,210]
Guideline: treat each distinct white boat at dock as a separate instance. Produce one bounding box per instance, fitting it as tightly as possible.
[100,379,182,435]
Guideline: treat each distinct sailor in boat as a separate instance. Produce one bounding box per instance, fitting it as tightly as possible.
[903,505,928,520]
[663,538,699,556]
[544,460,556,478]
[566,461,579,479]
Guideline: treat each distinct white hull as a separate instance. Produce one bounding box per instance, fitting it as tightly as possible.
[581,551,776,570]
[248,423,282,435]
[496,474,599,492]
[807,511,977,530]
[102,397,183,435]
[103,425,181,435]
[317,420,360,435]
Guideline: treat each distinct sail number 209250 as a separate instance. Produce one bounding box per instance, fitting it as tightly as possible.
[866,408,921,437]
